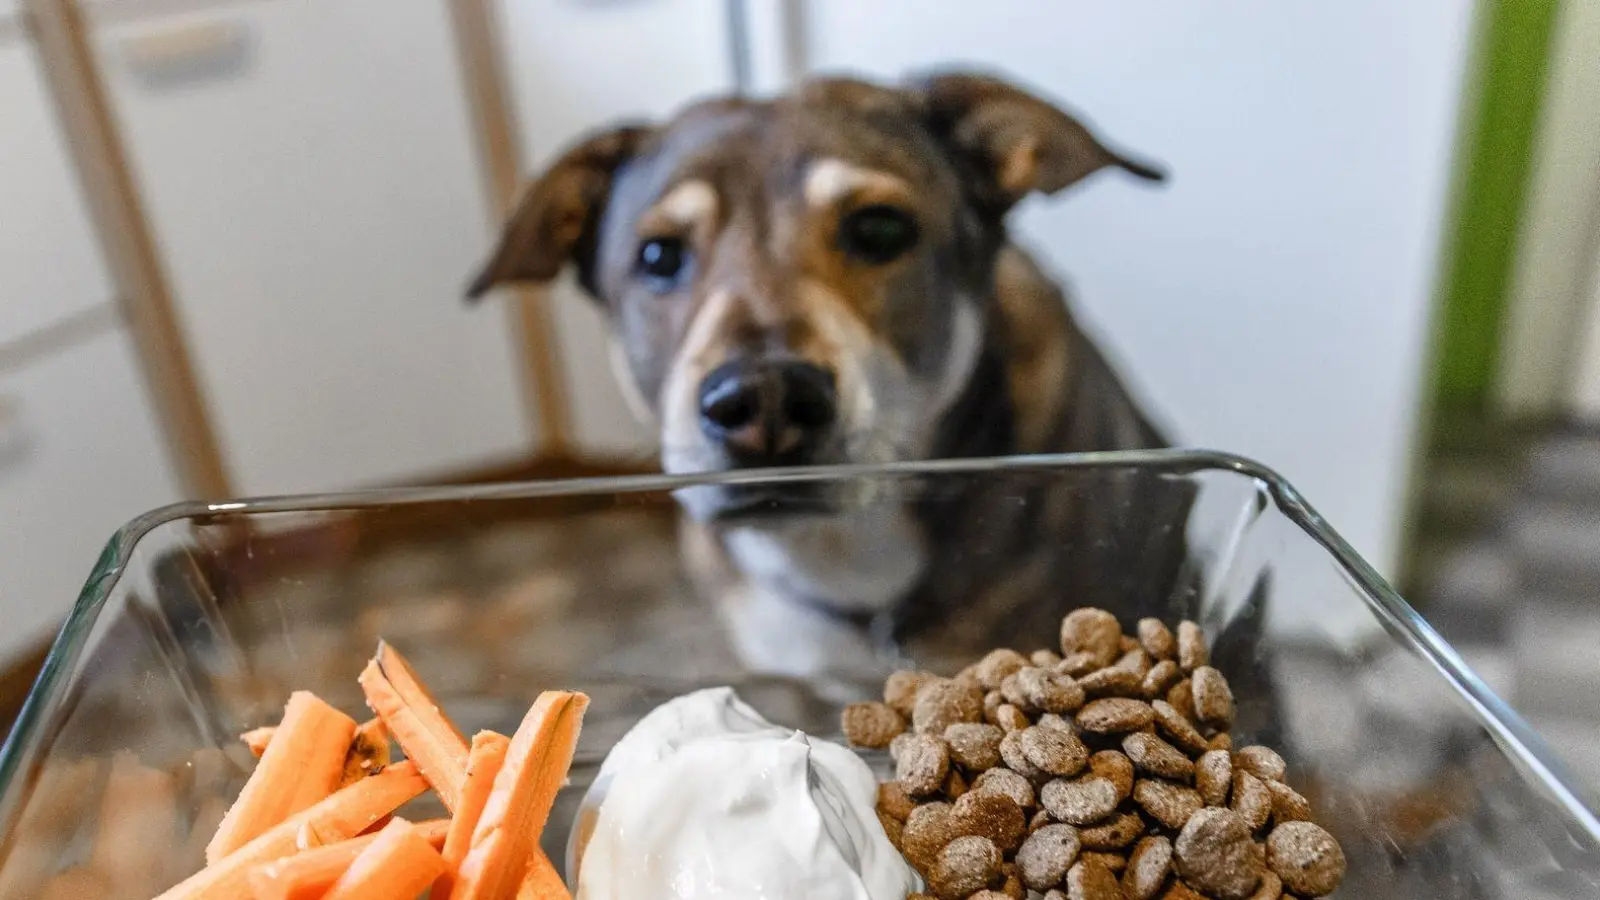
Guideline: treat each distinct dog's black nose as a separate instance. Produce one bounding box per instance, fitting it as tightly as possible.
[698,359,837,465]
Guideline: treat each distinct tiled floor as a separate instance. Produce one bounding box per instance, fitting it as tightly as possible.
[1413,429,1600,794]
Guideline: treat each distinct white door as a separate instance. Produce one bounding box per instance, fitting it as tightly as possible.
[495,0,734,455]
[765,0,1476,574]
[92,0,534,495]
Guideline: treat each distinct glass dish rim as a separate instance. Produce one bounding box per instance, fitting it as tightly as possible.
[3,448,1596,843]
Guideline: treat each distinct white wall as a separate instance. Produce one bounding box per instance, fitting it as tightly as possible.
[787,0,1476,574]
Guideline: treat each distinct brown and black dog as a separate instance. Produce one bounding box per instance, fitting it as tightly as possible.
[469,72,1219,687]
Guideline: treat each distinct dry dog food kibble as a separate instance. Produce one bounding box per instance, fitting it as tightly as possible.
[846,608,1346,899]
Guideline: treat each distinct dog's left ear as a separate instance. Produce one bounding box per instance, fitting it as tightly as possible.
[467,124,654,301]
[913,72,1164,211]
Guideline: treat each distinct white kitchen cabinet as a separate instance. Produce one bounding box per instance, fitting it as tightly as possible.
[91,0,534,495]
[775,0,1475,574]
[0,326,182,661]
[495,0,734,455]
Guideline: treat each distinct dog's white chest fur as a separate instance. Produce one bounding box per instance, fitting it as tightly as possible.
[723,504,925,615]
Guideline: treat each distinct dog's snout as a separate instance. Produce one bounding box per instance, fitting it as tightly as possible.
[698,360,836,465]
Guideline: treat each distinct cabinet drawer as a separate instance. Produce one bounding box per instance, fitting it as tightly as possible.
[0,326,180,663]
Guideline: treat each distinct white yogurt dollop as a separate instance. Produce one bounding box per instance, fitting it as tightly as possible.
[570,687,919,900]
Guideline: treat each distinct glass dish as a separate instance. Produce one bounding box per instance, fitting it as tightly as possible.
[0,450,1596,898]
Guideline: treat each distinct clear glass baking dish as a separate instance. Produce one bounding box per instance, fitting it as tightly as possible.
[0,451,1596,898]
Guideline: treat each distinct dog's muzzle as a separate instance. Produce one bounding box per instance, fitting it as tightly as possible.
[697,358,837,467]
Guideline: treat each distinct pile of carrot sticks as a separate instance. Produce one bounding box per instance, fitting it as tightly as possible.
[152,640,586,900]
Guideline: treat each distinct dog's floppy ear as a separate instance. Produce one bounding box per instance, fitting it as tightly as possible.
[913,72,1163,211]
[466,124,654,300]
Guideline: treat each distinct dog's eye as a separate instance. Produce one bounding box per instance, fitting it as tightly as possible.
[636,237,688,288]
[838,205,919,264]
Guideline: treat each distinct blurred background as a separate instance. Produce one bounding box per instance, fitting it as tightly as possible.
[1,1,1597,773]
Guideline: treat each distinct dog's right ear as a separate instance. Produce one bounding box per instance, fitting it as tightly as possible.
[466,124,654,301]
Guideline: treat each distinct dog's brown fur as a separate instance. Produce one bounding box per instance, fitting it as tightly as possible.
[470,72,1197,683]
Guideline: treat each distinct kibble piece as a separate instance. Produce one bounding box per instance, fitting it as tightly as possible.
[946,722,1005,772]
[1021,724,1090,777]
[1030,808,1053,832]
[996,703,1031,732]
[1175,808,1263,900]
[1000,728,1046,780]
[1016,823,1082,890]
[915,680,985,734]
[1031,648,1063,667]
[930,835,1003,900]
[1000,865,1027,900]
[1065,857,1123,900]
[842,701,906,748]
[877,809,904,848]
[1266,780,1311,823]
[976,648,1031,691]
[1088,750,1135,802]
[901,801,956,873]
[1008,667,1087,715]
[1235,746,1287,783]
[1057,651,1103,678]
[969,892,1010,900]
[1138,618,1177,661]
[1123,732,1196,781]
[1208,732,1234,753]
[1142,660,1182,699]
[1120,634,1141,653]
[1195,749,1234,807]
[1166,679,1198,723]
[1080,851,1127,874]
[1041,776,1121,825]
[1265,822,1345,897]
[1060,608,1123,670]
[897,733,951,797]
[973,767,1036,810]
[984,689,1005,724]
[1232,771,1273,832]
[1134,779,1205,831]
[1177,621,1208,672]
[1123,835,1174,900]
[1161,879,1214,900]
[951,790,1028,852]
[1078,666,1144,699]
[1077,698,1157,734]
[1191,666,1236,730]
[1152,699,1210,756]
[945,766,970,798]
[889,732,915,764]
[1079,810,1144,851]
[1247,871,1283,900]
[877,781,917,821]
[886,670,938,717]
[1116,647,1152,677]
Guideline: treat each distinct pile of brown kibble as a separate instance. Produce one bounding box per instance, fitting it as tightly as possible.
[842,608,1346,900]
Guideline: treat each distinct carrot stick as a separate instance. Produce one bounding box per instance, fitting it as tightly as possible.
[359,641,469,812]
[241,727,275,759]
[516,850,571,900]
[248,818,448,900]
[451,691,588,900]
[434,731,512,898]
[320,818,448,900]
[209,692,357,862]
[154,761,426,900]
[339,718,392,788]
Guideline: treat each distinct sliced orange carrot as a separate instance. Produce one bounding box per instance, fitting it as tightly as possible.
[359,641,469,811]
[154,761,426,900]
[208,692,357,862]
[247,818,447,900]
[516,850,571,900]
[319,818,448,900]
[240,727,275,759]
[339,718,392,788]
[434,731,512,898]
[451,691,588,900]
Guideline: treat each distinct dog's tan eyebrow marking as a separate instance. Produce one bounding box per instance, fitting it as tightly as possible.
[803,158,912,208]
[638,179,719,233]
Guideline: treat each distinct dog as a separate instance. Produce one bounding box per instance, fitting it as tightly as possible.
[468,72,1220,688]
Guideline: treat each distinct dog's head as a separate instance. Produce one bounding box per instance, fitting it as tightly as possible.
[470,72,1158,518]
